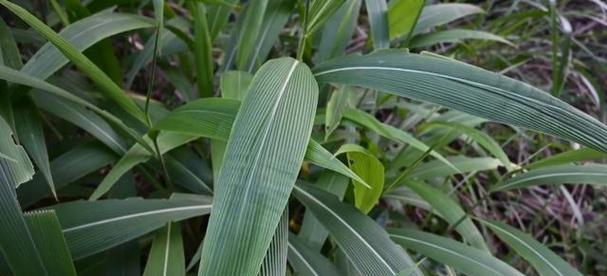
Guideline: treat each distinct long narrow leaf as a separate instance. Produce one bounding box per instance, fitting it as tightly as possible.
[492,164,607,192]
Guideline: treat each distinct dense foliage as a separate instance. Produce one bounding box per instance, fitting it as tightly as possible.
[0,0,605,275]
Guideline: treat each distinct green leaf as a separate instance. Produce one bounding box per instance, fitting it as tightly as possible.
[492,164,607,192]
[235,0,269,70]
[307,0,347,35]
[313,50,607,153]
[0,116,46,275]
[479,219,583,276]
[24,210,77,276]
[52,194,212,260]
[0,1,147,122]
[526,148,607,169]
[413,4,484,35]
[389,228,524,276]
[388,0,424,41]
[143,222,185,276]
[364,0,390,49]
[220,71,254,100]
[198,58,318,275]
[410,29,513,48]
[190,2,214,98]
[287,234,342,276]
[207,0,239,41]
[13,98,55,198]
[316,0,361,61]
[293,184,420,276]
[325,85,350,140]
[404,180,489,251]
[0,17,23,70]
[305,139,369,187]
[259,209,288,276]
[335,144,383,214]
[342,107,455,171]
[409,156,501,181]
[18,141,117,207]
[89,132,198,200]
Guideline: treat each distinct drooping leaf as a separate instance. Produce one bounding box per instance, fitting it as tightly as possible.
[24,210,77,276]
[198,58,318,275]
[293,184,420,276]
[410,29,513,48]
[492,164,607,192]
[143,222,185,276]
[389,228,524,276]
[52,194,212,260]
[287,234,342,276]
[413,4,485,35]
[526,147,607,169]
[479,219,583,276]
[335,144,383,214]
[313,50,607,153]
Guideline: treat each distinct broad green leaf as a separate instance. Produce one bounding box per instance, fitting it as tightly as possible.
[335,144,383,214]
[0,65,153,153]
[190,2,214,98]
[526,148,607,169]
[492,164,607,192]
[307,0,347,35]
[13,98,55,197]
[364,0,390,49]
[409,157,501,181]
[143,222,185,276]
[287,234,342,276]
[18,141,117,207]
[31,90,128,154]
[89,132,198,200]
[0,1,146,122]
[221,71,254,100]
[479,219,583,276]
[52,194,212,260]
[389,228,524,276]
[316,0,361,61]
[388,0,424,41]
[198,58,318,275]
[413,4,485,35]
[165,155,213,195]
[259,209,288,276]
[0,116,46,275]
[410,29,513,48]
[313,50,607,153]
[423,121,514,170]
[154,98,367,186]
[293,185,420,276]
[404,180,489,251]
[342,107,455,170]
[24,210,77,276]
[298,172,349,251]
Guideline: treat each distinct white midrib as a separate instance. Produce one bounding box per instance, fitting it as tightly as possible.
[390,235,509,276]
[287,243,319,276]
[62,204,211,233]
[234,60,299,229]
[162,223,172,276]
[484,221,564,276]
[500,172,607,190]
[294,186,395,274]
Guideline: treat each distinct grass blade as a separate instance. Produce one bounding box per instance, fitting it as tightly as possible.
[364,0,390,49]
[143,222,185,276]
[492,164,607,192]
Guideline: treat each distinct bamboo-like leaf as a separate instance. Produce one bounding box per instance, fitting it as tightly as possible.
[526,148,606,169]
[51,194,212,260]
[410,29,513,48]
[0,116,46,275]
[287,234,342,276]
[492,164,607,192]
[388,0,424,41]
[479,219,583,276]
[316,0,361,61]
[325,86,350,140]
[20,11,154,80]
[409,157,501,181]
[259,209,288,276]
[389,228,524,276]
[235,0,269,70]
[143,222,185,276]
[413,4,485,35]
[0,1,146,122]
[335,144,383,214]
[404,180,489,251]
[0,17,22,70]
[313,50,607,153]
[221,71,254,100]
[198,58,318,275]
[18,141,117,207]
[207,0,239,41]
[364,0,390,49]
[190,2,214,98]
[153,98,367,186]
[24,210,77,276]
[292,184,420,276]
[307,0,347,35]
[342,107,455,170]
[13,98,55,197]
